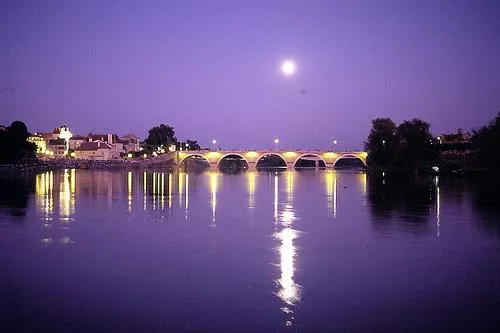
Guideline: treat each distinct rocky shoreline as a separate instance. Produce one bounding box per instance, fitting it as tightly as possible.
[0,158,174,176]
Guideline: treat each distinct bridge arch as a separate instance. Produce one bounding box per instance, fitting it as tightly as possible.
[293,153,327,169]
[179,153,211,167]
[333,154,367,168]
[216,153,250,168]
[255,153,287,169]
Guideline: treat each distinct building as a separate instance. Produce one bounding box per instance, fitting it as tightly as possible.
[69,135,87,150]
[31,125,73,156]
[88,133,125,154]
[121,134,140,152]
[439,128,472,145]
[74,141,120,160]
[47,138,67,158]
[28,134,47,154]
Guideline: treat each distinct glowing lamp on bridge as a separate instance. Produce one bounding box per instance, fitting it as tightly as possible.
[274,138,279,150]
[208,151,221,159]
[246,151,258,158]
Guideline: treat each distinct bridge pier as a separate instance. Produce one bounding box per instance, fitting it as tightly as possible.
[247,162,257,171]
[326,162,336,169]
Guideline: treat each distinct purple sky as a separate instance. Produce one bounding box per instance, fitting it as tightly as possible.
[1,0,499,150]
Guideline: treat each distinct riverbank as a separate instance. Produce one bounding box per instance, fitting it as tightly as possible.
[0,158,175,176]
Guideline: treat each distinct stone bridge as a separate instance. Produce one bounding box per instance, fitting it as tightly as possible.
[170,150,367,170]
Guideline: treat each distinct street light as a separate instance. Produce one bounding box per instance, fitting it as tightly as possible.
[274,138,279,150]
[437,136,442,144]
[185,143,189,150]
[212,139,217,150]
[382,140,386,146]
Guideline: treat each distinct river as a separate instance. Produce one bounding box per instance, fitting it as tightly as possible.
[0,169,499,332]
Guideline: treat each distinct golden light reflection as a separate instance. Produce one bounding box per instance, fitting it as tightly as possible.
[275,227,301,322]
[161,172,165,210]
[168,173,172,208]
[325,170,337,217]
[247,171,256,209]
[36,171,54,221]
[70,169,76,194]
[285,171,294,202]
[127,171,132,212]
[178,171,185,207]
[152,172,157,209]
[210,171,218,225]
[46,171,54,216]
[59,169,74,220]
[358,172,367,197]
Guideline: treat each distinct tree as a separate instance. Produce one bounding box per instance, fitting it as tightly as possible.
[393,119,438,173]
[144,124,177,148]
[472,112,500,170]
[365,117,438,174]
[186,140,201,150]
[364,118,397,169]
[0,121,36,164]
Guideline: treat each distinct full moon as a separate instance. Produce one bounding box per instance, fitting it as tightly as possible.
[281,60,296,76]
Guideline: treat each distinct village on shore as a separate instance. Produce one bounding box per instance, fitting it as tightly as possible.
[27,125,175,161]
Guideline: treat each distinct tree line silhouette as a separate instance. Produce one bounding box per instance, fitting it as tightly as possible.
[364,112,500,174]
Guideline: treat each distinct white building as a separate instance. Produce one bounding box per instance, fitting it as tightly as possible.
[74,141,120,160]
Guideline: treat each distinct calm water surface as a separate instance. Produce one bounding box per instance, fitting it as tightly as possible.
[0,169,499,332]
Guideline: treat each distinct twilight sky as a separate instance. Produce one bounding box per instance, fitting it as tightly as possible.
[1,0,499,150]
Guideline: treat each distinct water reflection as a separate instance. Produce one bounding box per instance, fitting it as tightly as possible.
[210,171,218,225]
[143,171,147,210]
[435,176,440,237]
[325,170,337,218]
[0,176,34,217]
[59,169,75,221]
[185,173,189,215]
[247,171,256,209]
[367,174,435,235]
[274,174,279,224]
[285,170,294,202]
[469,176,500,236]
[168,173,172,209]
[127,171,132,212]
[273,171,301,327]
[35,170,76,244]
